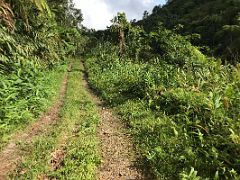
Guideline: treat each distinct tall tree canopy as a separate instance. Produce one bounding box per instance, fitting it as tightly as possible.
[138,0,240,63]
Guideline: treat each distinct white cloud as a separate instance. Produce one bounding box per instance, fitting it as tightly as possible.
[73,0,165,30]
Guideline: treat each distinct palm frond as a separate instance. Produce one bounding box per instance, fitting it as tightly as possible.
[30,0,52,17]
[0,0,14,31]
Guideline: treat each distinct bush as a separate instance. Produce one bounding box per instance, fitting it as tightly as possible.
[85,41,240,179]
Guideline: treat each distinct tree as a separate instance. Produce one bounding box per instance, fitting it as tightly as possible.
[47,0,83,28]
[1,0,52,31]
[139,0,240,63]
[1,0,51,31]
[215,24,240,64]
[68,1,83,27]
[143,10,149,19]
[110,12,129,58]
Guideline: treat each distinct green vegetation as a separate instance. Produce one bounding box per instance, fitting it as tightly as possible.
[0,63,66,150]
[1,0,240,179]
[85,12,240,179]
[138,0,240,63]
[11,60,100,179]
[0,0,86,148]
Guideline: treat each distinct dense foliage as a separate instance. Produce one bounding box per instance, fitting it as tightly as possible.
[11,61,100,179]
[1,0,240,179]
[138,0,240,64]
[0,0,86,146]
[85,13,240,179]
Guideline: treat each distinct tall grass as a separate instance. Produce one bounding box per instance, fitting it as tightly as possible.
[85,43,240,179]
[0,62,67,150]
[11,60,100,179]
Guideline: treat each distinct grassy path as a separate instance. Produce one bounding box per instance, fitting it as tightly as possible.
[0,59,143,179]
[82,64,143,180]
[96,105,142,179]
[8,60,100,179]
[0,65,70,178]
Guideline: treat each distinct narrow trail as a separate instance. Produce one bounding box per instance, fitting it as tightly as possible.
[97,108,142,180]
[82,63,143,180]
[0,62,144,179]
[0,65,71,178]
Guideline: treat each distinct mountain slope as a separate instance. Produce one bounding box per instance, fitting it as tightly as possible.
[139,0,240,63]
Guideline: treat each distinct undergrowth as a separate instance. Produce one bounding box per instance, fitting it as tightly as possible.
[85,43,240,179]
[11,60,100,179]
[0,62,67,150]
[0,0,86,150]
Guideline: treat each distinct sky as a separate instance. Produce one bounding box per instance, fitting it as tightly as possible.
[73,0,166,30]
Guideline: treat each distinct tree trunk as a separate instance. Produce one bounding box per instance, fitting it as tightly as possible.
[119,28,125,59]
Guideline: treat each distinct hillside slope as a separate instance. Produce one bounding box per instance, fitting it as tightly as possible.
[139,0,240,63]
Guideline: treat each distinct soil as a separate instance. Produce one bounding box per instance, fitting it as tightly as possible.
[50,148,66,171]
[0,65,71,179]
[82,64,143,180]
[97,108,143,180]
[0,62,145,180]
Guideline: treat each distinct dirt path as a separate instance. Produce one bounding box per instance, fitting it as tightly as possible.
[0,62,144,179]
[97,108,142,180]
[82,65,143,180]
[0,65,71,178]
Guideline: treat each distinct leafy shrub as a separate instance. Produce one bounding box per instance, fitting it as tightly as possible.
[148,25,207,66]
[85,41,240,179]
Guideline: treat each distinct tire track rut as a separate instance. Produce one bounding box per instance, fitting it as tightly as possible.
[0,65,71,178]
[82,63,143,180]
